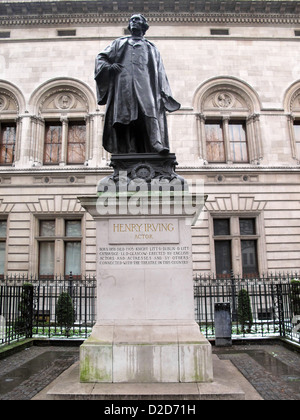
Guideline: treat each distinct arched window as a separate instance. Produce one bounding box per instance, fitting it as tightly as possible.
[194,77,262,165]
[284,81,300,164]
[29,78,96,166]
[0,81,24,166]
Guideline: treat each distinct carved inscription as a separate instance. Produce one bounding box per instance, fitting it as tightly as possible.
[108,219,179,244]
[99,245,191,267]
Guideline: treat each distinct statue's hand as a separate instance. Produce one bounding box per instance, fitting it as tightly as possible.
[161,91,181,112]
[110,63,123,73]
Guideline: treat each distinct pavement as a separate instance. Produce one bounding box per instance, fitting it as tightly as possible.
[0,340,299,400]
[0,344,79,400]
[214,342,300,400]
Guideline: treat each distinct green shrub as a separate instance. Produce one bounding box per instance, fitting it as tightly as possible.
[237,288,253,333]
[55,292,75,336]
[14,283,34,338]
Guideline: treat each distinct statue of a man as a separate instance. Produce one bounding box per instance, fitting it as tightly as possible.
[95,14,181,155]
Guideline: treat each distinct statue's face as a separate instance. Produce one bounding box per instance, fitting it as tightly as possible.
[129,15,144,34]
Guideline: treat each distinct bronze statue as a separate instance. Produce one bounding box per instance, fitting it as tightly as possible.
[95,14,181,155]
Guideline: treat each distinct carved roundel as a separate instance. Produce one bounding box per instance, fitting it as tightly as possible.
[54,93,75,110]
[132,163,155,182]
[0,95,8,111]
[214,92,235,109]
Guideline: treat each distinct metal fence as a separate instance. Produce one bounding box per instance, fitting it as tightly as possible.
[0,274,96,345]
[194,273,300,343]
[0,273,299,346]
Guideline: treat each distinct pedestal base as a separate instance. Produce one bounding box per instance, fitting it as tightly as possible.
[80,322,213,383]
[36,354,266,400]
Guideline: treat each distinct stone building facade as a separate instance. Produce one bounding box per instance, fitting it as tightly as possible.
[0,0,299,278]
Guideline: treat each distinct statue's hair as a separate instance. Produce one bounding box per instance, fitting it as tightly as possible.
[128,14,149,35]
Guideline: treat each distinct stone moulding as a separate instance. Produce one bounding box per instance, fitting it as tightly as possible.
[0,10,300,27]
[0,0,300,17]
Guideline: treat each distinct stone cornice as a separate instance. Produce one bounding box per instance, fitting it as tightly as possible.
[0,165,299,175]
[0,1,300,26]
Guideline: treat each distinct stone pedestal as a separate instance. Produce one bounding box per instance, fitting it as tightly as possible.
[78,159,213,383]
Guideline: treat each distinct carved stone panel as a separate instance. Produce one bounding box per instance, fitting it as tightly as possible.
[0,91,18,112]
[39,87,88,115]
[202,88,251,113]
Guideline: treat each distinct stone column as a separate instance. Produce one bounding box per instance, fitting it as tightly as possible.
[196,113,207,164]
[222,116,232,164]
[60,116,68,165]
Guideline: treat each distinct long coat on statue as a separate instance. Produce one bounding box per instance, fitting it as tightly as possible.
[95,36,180,154]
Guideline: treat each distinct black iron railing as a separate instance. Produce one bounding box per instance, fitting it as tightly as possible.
[0,272,299,346]
[0,273,96,345]
[194,272,300,343]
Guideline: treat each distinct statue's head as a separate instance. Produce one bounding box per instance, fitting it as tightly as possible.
[128,14,149,35]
